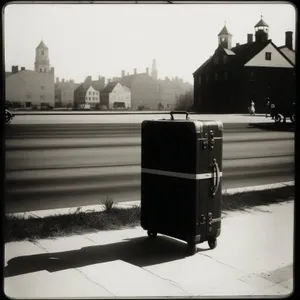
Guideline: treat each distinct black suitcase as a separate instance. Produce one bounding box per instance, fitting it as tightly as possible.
[141,111,223,255]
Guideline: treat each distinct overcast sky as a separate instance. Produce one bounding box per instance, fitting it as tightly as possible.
[4,1,296,84]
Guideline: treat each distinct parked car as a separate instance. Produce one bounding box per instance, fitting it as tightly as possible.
[5,109,14,124]
[271,101,295,124]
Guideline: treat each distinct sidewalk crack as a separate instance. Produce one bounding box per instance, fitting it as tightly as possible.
[75,268,115,297]
[142,267,192,296]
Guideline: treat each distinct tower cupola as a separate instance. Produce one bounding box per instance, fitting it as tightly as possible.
[254,15,269,43]
[35,40,50,73]
[218,23,233,49]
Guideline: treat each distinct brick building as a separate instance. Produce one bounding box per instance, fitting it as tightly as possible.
[5,41,55,108]
[74,76,105,109]
[193,17,295,113]
[100,81,131,110]
[55,78,80,108]
[118,68,160,110]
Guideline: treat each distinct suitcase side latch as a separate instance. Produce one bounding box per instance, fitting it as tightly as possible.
[200,215,206,224]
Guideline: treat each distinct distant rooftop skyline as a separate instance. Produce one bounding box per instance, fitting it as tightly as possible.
[4,2,296,84]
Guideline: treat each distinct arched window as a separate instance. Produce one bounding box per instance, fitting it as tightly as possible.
[41,50,44,55]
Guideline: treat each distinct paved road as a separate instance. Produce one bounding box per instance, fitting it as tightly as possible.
[5,122,294,213]
[9,112,273,124]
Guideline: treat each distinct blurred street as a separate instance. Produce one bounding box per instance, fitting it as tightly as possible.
[5,118,294,213]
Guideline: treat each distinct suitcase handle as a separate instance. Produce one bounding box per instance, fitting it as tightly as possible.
[170,111,189,120]
[211,159,220,196]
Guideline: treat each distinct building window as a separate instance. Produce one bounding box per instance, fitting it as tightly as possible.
[41,50,44,55]
[40,68,42,72]
[250,71,255,79]
[265,52,272,60]
[224,72,228,80]
[41,85,45,90]
[89,97,91,100]
[86,97,88,100]
[223,56,228,64]
[214,73,218,81]
[89,91,91,95]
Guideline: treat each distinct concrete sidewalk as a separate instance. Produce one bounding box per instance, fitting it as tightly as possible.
[4,200,294,298]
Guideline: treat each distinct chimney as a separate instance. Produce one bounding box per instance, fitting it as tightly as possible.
[285,31,293,50]
[247,34,253,44]
[56,77,59,83]
[21,67,25,71]
[122,70,125,77]
[85,76,92,84]
[146,67,149,74]
[134,68,137,75]
[11,65,18,74]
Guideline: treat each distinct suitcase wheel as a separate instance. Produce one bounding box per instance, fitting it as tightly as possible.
[208,238,217,249]
[147,230,157,238]
[187,242,197,255]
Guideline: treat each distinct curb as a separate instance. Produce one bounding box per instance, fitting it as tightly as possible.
[7,181,294,220]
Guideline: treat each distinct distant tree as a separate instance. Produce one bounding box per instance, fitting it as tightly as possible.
[158,102,164,110]
[175,91,194,111]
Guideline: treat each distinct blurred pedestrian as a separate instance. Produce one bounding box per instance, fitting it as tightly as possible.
[270,103,275,120]
[265,98,271,117]
[249,101,255,116]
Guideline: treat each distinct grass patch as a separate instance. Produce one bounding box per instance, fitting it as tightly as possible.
[221,185,294,211]
[5,206,140,243]
[5,186,294,243]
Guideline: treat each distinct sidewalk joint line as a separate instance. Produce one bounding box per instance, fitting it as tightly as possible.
[199,253,248,275]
